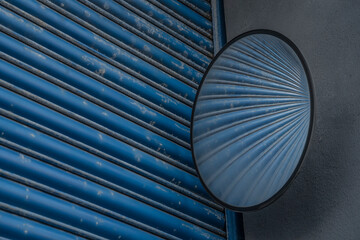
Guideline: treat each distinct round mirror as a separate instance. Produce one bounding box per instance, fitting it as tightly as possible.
[191,30,313,211]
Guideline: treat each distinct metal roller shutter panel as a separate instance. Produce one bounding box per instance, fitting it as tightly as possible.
[0,0,229,239]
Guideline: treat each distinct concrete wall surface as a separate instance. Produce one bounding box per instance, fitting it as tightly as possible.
[223,0,360,239]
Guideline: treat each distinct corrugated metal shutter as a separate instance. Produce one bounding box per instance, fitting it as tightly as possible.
[0,0,228,239]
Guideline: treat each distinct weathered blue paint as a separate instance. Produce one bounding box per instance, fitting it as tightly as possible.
[0,31,190,144]
[13,0,204,88]
[0,84,228,228]
[192,32,312,210]
[177,0,212,20]
[82,0,211,70]
[0,54,195,171]
[119,0,214,54]
[0,146,222,239]
[147,0,213,35]
[0,0,229,239]
[0,5,193,119]
[0,210,86,240]
[0,177,160,239]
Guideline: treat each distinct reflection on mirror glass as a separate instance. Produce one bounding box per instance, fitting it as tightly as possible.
[192,32,312,211]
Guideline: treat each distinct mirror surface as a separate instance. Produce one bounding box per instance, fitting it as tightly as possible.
[192,32,312,211]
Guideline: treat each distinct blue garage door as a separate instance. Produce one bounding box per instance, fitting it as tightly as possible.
[0,0,230,239]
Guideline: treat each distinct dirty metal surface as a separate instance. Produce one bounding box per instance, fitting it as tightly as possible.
[0,0,226,239]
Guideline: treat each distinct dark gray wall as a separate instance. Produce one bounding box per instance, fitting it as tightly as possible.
[223,0,360,239]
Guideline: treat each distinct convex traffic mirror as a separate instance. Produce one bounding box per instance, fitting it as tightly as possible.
[191,30,314,211]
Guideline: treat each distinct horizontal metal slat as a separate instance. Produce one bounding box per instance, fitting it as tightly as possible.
[0,121,225,235]
[2,1,198,106]
[30,0,203,89]
[176,0,212,20]
[0,210,87,240]
[0,108,224,217]
[147,0,213,36]
[0,202,106,240]
[112,0,214,55]
[0,143,225,236]
[0,86,200,185]
[0,51,191,149]
[0,136,225,232]
[78,0,210,71]
[0,28,192,143]
[0,58,195,172]
[0,177,161,240]
[0,50,189,149]
[0,6,194,123]
[0,173,179,240]
[0,146,225,238]
[41,0,206,84]
[3,74,228,228]
[0,109,222,212]
[0,0,229,239]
